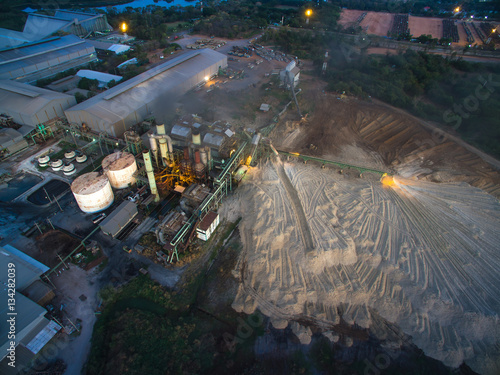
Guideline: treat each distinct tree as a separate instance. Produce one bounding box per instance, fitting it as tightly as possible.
[74,92,86,104]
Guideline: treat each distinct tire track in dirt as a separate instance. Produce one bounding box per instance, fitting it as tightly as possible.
[273,157,315,254]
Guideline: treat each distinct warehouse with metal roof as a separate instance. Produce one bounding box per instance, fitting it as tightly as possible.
[0,35,97,83]
[0,246,61,373]
[0,10,112,49]
[65,49,227,138]
[0,80,76,126]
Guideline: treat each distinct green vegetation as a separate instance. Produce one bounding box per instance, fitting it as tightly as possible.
[262,28,500,157]
[86,271,261,374]
[324,49,500,156]
[77,77,99,90]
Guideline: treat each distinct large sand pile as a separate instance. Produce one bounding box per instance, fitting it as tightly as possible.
[222,160,500,374]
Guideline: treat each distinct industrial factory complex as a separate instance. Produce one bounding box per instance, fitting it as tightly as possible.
[1,5,499,375]
[64,49,228,137]
[0,37,244,265]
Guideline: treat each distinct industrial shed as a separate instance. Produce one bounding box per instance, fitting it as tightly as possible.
[0,10,111,49]
[65,49,228,138]
[0,35,97,84]
[99,200,138,237]
[0,245,60,373]
[0,128,28,155]
[0,80,76,126]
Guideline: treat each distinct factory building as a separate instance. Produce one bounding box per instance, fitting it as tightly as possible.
[0,246,60,373]
[0,10,111,49]
[169,115,237,159]
[99,200,138,238]
[0,80,76,127]
[64,49,228,137]
[0,35,97,84]
[196,211,220,241]
[0,128,28,156]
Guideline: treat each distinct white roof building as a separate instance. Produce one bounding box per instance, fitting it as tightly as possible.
[0,35,97,84]
[0,10,112,49]
[0,246,61,371]
[65,49,227,137]
[0,80,76,126]
[76,69,122,88]
[107,44,130,54]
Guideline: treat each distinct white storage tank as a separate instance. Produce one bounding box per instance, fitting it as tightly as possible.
[71,172,114,213]
[102,151,137,189]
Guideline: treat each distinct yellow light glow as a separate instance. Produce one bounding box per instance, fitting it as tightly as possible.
[245,156,252,166]
[291,152,300,156]
[305,9,312,17]
[493,29,497,33]
[204,75,209,81]
[121,22,127,33]
[230,149,235,156]
[454,7,460,12]
[381,174,395,187]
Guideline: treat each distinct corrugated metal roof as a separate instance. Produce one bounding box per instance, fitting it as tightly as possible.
[107,44,130,54]
[171,124,191,139]
[99,200,138,237]
[0,35,95,79]
[0,293,46,356]
[86,39,113,50]
[203,132,224,147]
[25,319,61,354]
[23,14,71,40]
[199,211,218,231]
[0,80,75,116]
[0,245,48,291]
[0,28,31,49]
[77,69,122,84]
[65,49,227,127]
[117,57,137,69]
[54,10,99,22]
[0,128,23,148]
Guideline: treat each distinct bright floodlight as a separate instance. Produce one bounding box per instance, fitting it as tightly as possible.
[121,22,127,33]
[204,75,209,81]
[454,7,460,12]
[305,9,312,17]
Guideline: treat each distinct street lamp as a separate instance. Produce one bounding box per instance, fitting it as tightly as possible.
[121,22,128,33]
[305,9,312,25]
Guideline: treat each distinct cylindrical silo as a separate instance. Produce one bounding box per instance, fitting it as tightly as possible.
[71,172,114,213]
[102,151,137,189]
[200,149,207,166]
[192,130,201,145]
[159,138,169,166]
[143,150,159,202]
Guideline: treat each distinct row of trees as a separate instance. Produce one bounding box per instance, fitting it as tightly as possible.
[262,27,500,157]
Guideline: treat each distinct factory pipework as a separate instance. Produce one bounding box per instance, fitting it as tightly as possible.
[143,149,159,202]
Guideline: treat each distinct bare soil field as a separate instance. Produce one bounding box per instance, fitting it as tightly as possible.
[339,10,393,36]
[223,160,500,375]
[338,9,366,27]
[271,89,500,198]
[409,16,443,39]
[218,83,500,374]
[360,12,393,36]
[34,230,81,268]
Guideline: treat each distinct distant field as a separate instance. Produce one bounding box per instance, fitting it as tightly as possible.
[339,9,485,45]
[408,16,442,39]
